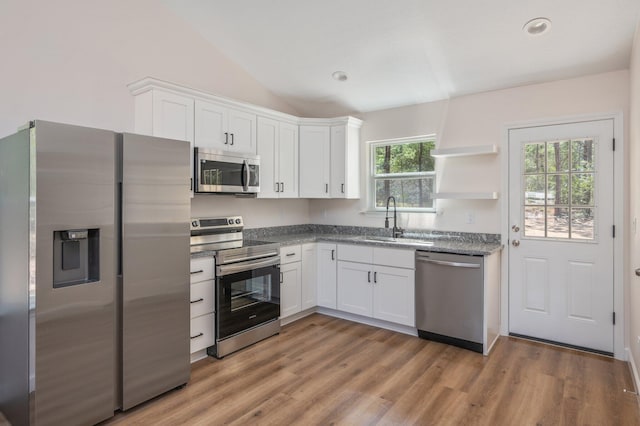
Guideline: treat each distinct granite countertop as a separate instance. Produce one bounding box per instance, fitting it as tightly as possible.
[190,224,503,257]
[259,233,502,256]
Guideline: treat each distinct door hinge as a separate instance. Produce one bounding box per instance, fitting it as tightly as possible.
[612,138,616,151]
[612,225,616,238]
[613,312,616,325]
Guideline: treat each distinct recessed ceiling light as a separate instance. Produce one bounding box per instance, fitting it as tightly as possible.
[332,71,348,82]
[523,17,552,36]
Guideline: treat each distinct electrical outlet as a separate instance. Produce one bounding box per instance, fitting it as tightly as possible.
[466,211,476,224]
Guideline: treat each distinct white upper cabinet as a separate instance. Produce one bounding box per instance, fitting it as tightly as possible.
[195,99,256,154]
[257,117,298,198]
[330,124,360,198]
[299,125,331,198]
[132,89,195,195]
[128,78,363,200]
[299,118,361,199]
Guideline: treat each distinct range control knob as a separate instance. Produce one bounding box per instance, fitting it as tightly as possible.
[228,218,234,225]
[235,218,241,224]
[191,220,198,228]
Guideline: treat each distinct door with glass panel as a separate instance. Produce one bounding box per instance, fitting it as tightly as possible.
[508,119,614,354]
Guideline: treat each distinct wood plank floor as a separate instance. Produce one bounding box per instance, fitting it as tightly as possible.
[103,314,639,425]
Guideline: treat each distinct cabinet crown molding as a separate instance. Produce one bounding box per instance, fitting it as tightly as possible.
[127,77,362,126]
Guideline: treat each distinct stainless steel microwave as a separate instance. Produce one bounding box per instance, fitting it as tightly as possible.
[194,148,260,194]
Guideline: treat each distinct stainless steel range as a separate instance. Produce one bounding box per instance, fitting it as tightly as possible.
[190,217,281,358]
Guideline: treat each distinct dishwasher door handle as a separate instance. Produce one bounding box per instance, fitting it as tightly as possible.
[416,257,480,269]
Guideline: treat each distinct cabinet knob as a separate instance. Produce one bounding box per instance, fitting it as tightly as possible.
[512,240,520,247]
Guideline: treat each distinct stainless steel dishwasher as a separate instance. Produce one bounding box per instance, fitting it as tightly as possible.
[415,250,484,353]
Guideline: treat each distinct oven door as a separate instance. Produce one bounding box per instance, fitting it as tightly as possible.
[195,149,259,193]
[216,257,280,340]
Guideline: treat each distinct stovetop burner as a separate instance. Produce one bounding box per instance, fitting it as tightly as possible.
[189,216,280,261]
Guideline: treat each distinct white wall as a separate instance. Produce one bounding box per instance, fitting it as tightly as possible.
[0,0,300,137]
[311,70,630,235]
[191,196,310,228]
[628,22,640,377]
[0,0,311,226]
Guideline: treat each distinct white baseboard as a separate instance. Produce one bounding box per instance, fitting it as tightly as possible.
[190,349,208,364]
[627,347,640,394]
[281,307,316,326]
[316,307,418,337]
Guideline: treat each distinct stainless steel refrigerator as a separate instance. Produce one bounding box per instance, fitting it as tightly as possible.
[0,121,191,426]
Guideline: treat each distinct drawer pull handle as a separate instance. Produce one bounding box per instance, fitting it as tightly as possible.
[286,253,295,257]
[190,269,204,275]
[190,332,204,339]
[331,249,335,260]
[190,298,204,304]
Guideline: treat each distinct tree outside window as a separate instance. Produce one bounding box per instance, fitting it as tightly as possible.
[371,138,436,211]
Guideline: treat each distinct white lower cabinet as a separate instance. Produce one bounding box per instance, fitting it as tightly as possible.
[190,257,215,357]
[336,244,415,327]
[280,262,302,318]
[301,243,317,310]
[190,313,214,353]
[316,243,338,309]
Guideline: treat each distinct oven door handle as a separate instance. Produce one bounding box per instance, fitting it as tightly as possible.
[217,256,281,276]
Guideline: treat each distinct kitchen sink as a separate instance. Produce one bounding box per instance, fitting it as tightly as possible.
[357,236,434,246]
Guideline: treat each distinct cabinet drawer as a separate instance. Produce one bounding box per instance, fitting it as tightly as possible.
[190,280,214,319]
[190,313,215,353]
[373,247,414,269]
[337,244,373,264]
[190,257,214,284]
[280,245,301,264]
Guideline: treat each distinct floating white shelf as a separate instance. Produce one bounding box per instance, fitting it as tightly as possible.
[430,144,498,158]
[433,192,499,200]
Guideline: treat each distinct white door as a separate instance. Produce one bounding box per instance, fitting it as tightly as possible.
[508,119,615,353]
[317,243,337,308]
[337,261,372,317]
[194,99,228,150]
[373,265,415,326]
[228,109,257,154]
[330,125,346,198]
[299,126,331,198]
[301,243,317,310]
[278,122,299,198]
[256,117,279,198]
[280,262,301,318]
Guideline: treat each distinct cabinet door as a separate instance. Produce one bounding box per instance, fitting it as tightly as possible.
[373,265,415,326]
[317,243,337,309]
[228,108,257,154]
[280,262,302,318]
[152,91,194,193]
[278,122,299,198]
[194,99,228,150]
[299,126,330,198]
[330,125,346,197]
[257,117,279,198]
[337,261,372,317]
[301,243,317,310]
[190,313,215,353]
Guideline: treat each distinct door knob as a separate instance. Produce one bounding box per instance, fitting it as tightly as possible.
[512,240,520,247]
[512,225,520,232]
[635,268,640,277]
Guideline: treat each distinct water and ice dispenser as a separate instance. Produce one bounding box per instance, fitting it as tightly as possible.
[53,229,100,288]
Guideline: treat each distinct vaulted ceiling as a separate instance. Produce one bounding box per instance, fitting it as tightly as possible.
[163,0,640,116]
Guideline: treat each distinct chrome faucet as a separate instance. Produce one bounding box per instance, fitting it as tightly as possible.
[385,196,404,238]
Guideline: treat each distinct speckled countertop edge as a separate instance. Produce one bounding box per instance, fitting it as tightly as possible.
[259,233,503,256]
[191,225,502,257]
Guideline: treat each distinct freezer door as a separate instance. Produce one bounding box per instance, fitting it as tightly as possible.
[120,133,191,410]
[33,121,118,426]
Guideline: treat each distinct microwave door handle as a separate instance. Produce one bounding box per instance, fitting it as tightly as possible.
[243,160,250,192]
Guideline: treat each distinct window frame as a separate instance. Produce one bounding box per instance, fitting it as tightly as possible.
[368,135,437,213]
